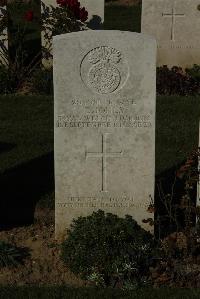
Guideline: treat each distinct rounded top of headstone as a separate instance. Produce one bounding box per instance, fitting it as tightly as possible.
[53,30,157,46]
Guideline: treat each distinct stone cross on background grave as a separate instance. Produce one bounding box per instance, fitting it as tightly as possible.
[41,0,104,67]
[54,30,156,239]
[162,7,185,41]
[142,0,200,67]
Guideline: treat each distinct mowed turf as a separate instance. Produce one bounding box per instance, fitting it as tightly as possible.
[0,95,53,173]
[156,95,200,175]
[104,3,142,32]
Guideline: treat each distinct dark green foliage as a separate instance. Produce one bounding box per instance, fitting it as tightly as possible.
[157,65,200,96]
[0,241,30,268]
[61,210,155,288]
[30,67,53,95]
[186,64,200,81]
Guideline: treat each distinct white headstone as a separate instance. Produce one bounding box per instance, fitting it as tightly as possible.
[0,5,8,66]
[41,0,104,68]
[54,30,156,238]
[142,0,200,67]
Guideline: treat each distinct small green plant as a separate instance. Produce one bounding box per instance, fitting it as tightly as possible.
[0,241,30,268]
[61,210,155,288]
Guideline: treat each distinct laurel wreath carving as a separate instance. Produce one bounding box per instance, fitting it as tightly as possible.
[88,46,122,65]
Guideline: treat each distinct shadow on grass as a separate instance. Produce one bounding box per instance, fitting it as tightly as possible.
[0,152,54,230]
[0,286,200,299]
[0,142,16,154]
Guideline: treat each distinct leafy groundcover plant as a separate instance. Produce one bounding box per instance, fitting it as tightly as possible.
[61,210,157,289]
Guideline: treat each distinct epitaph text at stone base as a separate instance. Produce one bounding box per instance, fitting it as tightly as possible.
[54,31,156,238]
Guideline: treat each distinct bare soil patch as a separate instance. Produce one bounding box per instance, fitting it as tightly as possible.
[0,205,86,286]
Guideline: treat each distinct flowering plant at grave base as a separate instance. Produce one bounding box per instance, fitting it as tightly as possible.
[0,2,43,92]
[0,0,88,93]
[56,0,88,22]
[41,0,88,62]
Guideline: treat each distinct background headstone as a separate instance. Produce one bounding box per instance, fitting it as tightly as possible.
[41,0,104,67]
[0,5,8,66]
[142,0,200,67]
[54,30,156,238]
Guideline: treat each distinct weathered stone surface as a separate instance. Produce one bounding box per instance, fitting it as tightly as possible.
[54,30,156,238]
[41,0,104,67]
[142,0,200,67]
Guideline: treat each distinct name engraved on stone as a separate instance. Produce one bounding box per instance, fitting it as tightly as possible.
[86,133,123,192]
[80,46,129,94]
[162,7,185,41]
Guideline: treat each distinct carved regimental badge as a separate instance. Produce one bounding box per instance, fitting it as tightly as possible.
[80,46,129,94]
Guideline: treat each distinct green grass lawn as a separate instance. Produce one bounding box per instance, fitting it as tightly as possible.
[0,95,53,174]
[104,3,141,32]
[0,286,200,299]
[156,96,200,175]
[1,95,199,176]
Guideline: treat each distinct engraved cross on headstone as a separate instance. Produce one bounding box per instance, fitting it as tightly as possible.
[162,7,185,41]
[86,133,123,192]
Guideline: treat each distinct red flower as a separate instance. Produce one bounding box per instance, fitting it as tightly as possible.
[56,0,88,22]
[68,0,80,9]
[24,10,34,22]
[79,7,88,22]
